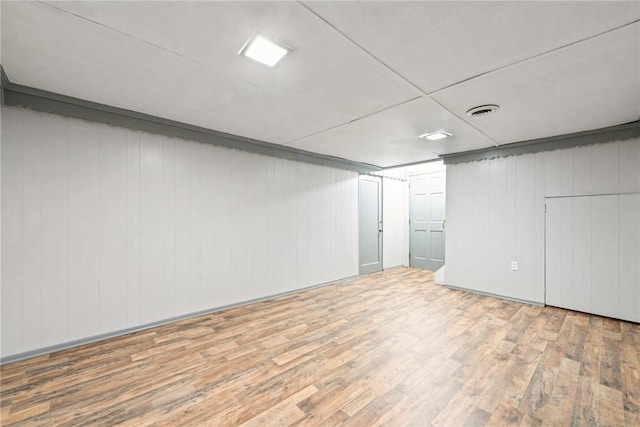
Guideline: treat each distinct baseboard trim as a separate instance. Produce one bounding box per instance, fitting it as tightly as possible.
[444,284,545,307]
[0,275,357,365]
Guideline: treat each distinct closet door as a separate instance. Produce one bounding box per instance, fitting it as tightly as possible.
[545,194,639,322]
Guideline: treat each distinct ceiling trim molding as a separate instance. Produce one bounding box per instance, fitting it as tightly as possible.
[0,66,9,104]
[380,157,443,170]
[0,66,9,87]
[0,66,382,173]
[441,121,640,165]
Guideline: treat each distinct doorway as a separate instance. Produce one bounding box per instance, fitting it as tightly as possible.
[409,171,445,271]
[359,175,383,275]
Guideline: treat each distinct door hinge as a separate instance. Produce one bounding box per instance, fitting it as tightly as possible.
[544,204,547,213]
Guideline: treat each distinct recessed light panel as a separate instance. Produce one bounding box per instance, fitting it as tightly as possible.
[419,131,452,141]
[239,34,289,67]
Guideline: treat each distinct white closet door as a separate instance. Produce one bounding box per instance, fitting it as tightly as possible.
[619,194,640,321]
[590,195,619,318]
[545,194,640,322]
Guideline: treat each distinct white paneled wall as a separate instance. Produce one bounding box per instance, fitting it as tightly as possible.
[382,178,408,269]
[1,106,359,359]
[446,138,640,305]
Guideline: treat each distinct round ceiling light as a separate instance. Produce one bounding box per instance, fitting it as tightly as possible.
[466,104,500,117]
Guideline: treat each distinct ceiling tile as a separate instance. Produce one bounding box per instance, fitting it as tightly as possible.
[1,1,420,144]
[289,97,495,167]
[432,23,640,145]
[304,1,640,94]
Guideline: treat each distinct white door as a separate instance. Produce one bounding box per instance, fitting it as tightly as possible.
[359,175,382,275]
[410,172,445,271]
[545,194,640,322]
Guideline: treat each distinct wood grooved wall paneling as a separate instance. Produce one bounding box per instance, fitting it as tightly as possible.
[0,105,359,359]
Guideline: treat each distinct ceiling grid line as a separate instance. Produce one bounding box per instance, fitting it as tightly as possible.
[427,18,640,97]
[428,97,500,148]
[297,0,502,147]
[296,1,433,97]
[284,95,423,145]
[39,0,205,66]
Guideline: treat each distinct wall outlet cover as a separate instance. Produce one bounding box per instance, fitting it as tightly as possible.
[511,261,519,271]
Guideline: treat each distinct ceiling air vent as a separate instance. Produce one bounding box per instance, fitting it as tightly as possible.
[466,104,500,117]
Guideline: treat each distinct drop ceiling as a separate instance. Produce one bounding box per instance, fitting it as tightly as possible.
[1,1,639,168]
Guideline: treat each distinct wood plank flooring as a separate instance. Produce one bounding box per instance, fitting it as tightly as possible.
[1,268,639,426]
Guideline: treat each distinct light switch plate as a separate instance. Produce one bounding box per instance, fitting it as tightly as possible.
[511,261,519,271]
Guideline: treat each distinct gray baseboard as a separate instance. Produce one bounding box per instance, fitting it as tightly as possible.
[444,284,545,307]
[0,275,357,365]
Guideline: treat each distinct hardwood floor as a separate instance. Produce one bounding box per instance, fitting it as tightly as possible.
[1,267,639,426]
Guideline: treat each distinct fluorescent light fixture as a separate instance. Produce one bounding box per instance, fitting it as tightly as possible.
[239,34,289,67]
[419,131,452,141]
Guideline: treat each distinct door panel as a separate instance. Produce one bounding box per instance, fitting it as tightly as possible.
[359,175,382,274]
[414,194,428,221]
[413,230,427,259]
[410,171,445,271]
[431,192,444,222]
[430,231,444,261]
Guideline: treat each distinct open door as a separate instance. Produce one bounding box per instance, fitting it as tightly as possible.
[410,171,445,271]
[359,175,383,275]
